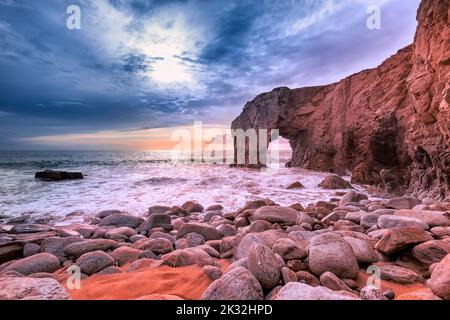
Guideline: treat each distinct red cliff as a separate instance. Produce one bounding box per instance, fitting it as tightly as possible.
[231,0,449,199]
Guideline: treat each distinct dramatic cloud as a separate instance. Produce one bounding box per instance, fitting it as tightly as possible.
[0,0,421,149]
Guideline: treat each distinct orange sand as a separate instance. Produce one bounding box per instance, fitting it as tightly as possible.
[356,271,428,300]
[69,260,230,301]
[67,263,432,300]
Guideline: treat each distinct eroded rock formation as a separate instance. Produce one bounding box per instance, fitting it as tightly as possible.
[231,0,449,199]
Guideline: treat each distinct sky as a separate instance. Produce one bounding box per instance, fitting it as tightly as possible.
[0,0,421,150]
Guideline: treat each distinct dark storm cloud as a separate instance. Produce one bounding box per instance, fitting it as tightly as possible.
[0,0,421,149]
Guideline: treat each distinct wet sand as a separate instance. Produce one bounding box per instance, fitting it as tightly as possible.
[68,260,230,300]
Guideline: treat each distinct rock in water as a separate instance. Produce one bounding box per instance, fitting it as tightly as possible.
[318,176,353,190]
[0,277,70,300]
[35,170,83,181]
[202,267,263,300]
[308,233,359,279]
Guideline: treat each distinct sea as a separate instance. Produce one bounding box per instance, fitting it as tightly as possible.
[0,150,362,225]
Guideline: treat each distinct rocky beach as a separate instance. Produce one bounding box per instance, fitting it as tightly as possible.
[1,186,450,300]
[0,0,449,301]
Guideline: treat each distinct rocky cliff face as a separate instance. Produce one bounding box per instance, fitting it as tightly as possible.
[231,0,450,200]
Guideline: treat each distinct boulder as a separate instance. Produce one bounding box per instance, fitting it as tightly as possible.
[64,239,120,257]
[1,253,60,276]
[319,271,354,292]
[287,260,308,272]
[360,214,381,228]
[109,247,142,266]
[339,191,368,206]
[204,211,222,223]
[275,283,359,300]
[378,215,429,230]
[96,266,122,275]
[375,227,433,256]
[98,214,144,228]
[40,236,83,261]
[35,170,83,181]
[238,199,276,214]
[176,223,222,241]
[216,224,237,237]
[139,213,172,234]
[23,243,40,257]
[343,236,379,264]
[202,267,263,300]
[181,201,204,213]
[375,263,424,284]
[247,244,283,289]
[287,181,304,189]
[318,176,353,190]
[10,224,55,234]
[184,233,205,248]
[412,240,450,265]
[394,210,450,227]
[385,197,421,210]
[248,206,298,225]
[149,232,176,244]
[161,248,216,267]
[202,265,222,281]
[148,206,171,215]
[0,276,70,300]
[344,211,365,224]
[428,254,450,300]
[296,271,321,287]
[76,250,115,275]
[134,238,173,254]
[281,267,298,284]
[97,210,122,219]
[105,227,137,238]
[206,205,224,212]
[430,226,450,238]
[308,233,359,279]
[234,230,287,260]
[272,238,307,260]
[248,220,273,233]
[360,286,388,300]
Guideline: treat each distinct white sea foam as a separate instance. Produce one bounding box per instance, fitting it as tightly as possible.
[0,151,366,225]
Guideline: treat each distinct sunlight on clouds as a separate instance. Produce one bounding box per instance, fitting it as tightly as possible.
[86,0,203,88]
[149,57,194,84]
